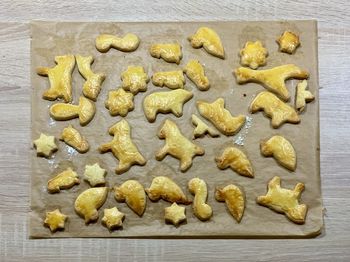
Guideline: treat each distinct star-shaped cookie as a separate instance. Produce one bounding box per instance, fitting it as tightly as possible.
[105,88,134,117]
[164,203,186,226]
[33,133,58,157]
[84,163,107,187]
[44,209,67,232]
[102,207,125,230]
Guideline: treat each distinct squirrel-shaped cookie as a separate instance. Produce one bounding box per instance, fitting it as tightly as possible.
[295,80,315,113]
[152,70,185,89]
[188,178,212,221]
[150,43,182,64]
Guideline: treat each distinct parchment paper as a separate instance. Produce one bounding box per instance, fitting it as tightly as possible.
[30,20,323,238]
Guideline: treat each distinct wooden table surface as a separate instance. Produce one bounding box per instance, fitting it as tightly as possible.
[0,1,349,261]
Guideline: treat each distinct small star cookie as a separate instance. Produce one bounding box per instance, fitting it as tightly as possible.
[239,41,268,69]
[33,133,58,157]
[276,31,300,54]
[84,163,107,187]
[102,207,125,230]
[164,203,186,226]
[44,209,67,232]
[105,88,134,117]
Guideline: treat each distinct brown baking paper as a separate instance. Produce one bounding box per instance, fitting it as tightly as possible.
[29,20,323,238]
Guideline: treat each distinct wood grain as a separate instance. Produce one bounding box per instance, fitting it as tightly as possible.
[0,0,350,261]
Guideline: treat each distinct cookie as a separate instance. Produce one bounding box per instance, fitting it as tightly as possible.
[250,91,300,128]
[49,96,96,126]
[197,98,246,136]
[76,55,106,101]
[183,59,210,91]
[276,31,300,54]
[37,55,75,102]
[105,88,134,117]
[152,70,185,89]
[33,133,58,158]
[257,176,307,224]
[44,209,67,232]
[121,66,149,95]
[295,80,315,113]
[164,203,186,226]
[239,41,268,69]
[95,33,140,52]
[114,180,146,216]
[60,125,89,153]
[234,64,309,101]
[83,163,107,187]
[47,167,80,193]
[146,176,192,204]
[74,187,108,224]
[101,207,125,231]
[188,27,225,59]
[143,89,193,123]
[98,119,146,174]
[156,119,205,172]
[149,43,182,64]
[215,146,254,178]
[215,184,245,223]
[260,135,296,171]
[188,178,212,221]
[191,114,220,139]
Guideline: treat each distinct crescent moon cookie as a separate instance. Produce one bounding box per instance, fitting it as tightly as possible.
[156,119,205,172]
[105,88,134,117]
[188,27,225,59]
[76,55,106,101]
[191,114,220,139]
[60,125,89,153]
[121,66,149,95]
[188,178,213,221]
[164,203,187,226]
[215,146,254,178]
[250,91,300,128]
[150,43,182,64]
[143,89,193,123]
[183,59,210,91]
[234,64,309,101]
[44,209,67,232]
[197,98,246,136]
[95,33,140,52]
[114,180,146,216]
[33,133,58,158]
[36,54,75,103]
[74,187,108,224]
[47,167,80,193]
[101,207,125,231]
[152,70,185,89]
[260,135,296,171]
[98,119,146,174]
[239,41,268,69]
[215,184,245,223]
[146,176,192,204]
[295,80,315,113]
[276,31,300,54]
[257,176,307,224]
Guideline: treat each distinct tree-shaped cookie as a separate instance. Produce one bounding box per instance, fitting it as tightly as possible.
[295,80,315,113]
[191,114,220,139]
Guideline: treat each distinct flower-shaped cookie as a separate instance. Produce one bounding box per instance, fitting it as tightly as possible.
[239,41,268,69]
[105,88,134,117]
[276,31,300,54]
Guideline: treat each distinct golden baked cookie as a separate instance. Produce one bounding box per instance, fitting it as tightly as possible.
[114,180,146,216]
[121,66,149,95]
[188,178,212,221]
[83,163,107,187]
[191,114,220,139]
[197,98,246,136]
[101,207,125,230]
[295,80,315,113]
[49,96,96,126]
[37,55,75,103]
[239,41,268,69]
[260,135,296,171]
[95,33,140,52]
[183,59,210,91]
[99,119,146,174]
[60,125,89,153]
[156,119,205,172]
[47,167,80,193]
[44,209,67,232]
[234,64,309,101]
[276,31,300,54]
[143,89,193,123]
[257,176,307,224]
[250,91,300,128]
[188,27,225,59]
[215,184,245,223]
[150,43,182,64]
[164,203,186,226]
[105,88,134,117]
[215,146,254,178]
[74,187,108,224]
[33,133,58,158]
[146,176,192,204]
[152,70,185,89]
[76,55,106,101]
